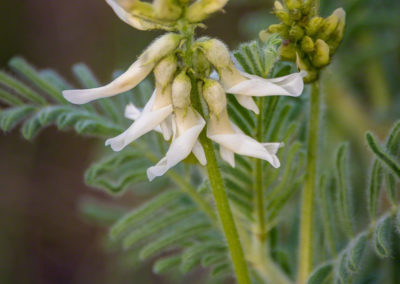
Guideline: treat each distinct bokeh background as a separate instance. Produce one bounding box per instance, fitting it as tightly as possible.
[1,0,399,283]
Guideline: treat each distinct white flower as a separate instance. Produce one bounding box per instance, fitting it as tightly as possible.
[219,64,305,114]
[105,87,173,151]
[207,109,282,168]
[200,38,305,114]
[147,108,206,181]
[62,33,182,104]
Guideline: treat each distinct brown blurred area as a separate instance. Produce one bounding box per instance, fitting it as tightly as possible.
[0,1,266,283]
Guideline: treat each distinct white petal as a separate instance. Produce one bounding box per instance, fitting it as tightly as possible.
[105,103,173,151]
[220,146,235,167]
[208,131,281,168]
[63,59,153,104]
[227,71,304,98]
[125,103,142,120]
[147,112,205,181]
[234,95,259,114]
[192,141,207,166]
[160,116,172,140]
[262,142,283,155]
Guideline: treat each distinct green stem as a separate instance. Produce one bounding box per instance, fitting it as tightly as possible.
[200,134,251,284]
[255,97,266,241]
[298,81,321,284]
[190,76,251,284]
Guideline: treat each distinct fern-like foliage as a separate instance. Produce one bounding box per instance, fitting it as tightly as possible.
[308,120,400,284]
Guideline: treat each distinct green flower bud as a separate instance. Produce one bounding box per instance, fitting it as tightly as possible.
[289,25,304,41]
[153,0,182,21]
[141,33,182,65]
[202,79,227,116]
[290,8,302,21]
[275,10,292,25]
[154,54,178,87]
[279,43,297,61]
[319,11,340,40]
[186,0,228,23]
[274,1,284,10]
[312,39,330,68]
[172,71,192,109]
[268,24,287,34]
[306,16,323,36]
[284,0,302,10]
[296,53,318,83]
[301,36,314,53]
[192,49,212,77]
[197,38,231,69]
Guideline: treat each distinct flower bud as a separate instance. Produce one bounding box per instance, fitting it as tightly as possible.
[153,0,182,20]
[172,71,192,109]
[296,53,318,83]
[285,0,302,10]
[279,43,297,61]
[198,38,231,69]
[319,12,340,40]
[306,17,323,36]
[140,33,182,65]
[275,10,291,25]
[267,24,286,34]
[331,8,346,41]
[192,49,212,77]
[301,36,314,53]
[312,39,330,68]
[289,8,302,21]
[202,79,227,116]
[289,25,304,41]
[186,0,228,23]
[274,1,284,10]
[154,55,178,87]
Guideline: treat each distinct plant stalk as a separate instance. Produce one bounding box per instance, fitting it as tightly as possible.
[297,81,321,284]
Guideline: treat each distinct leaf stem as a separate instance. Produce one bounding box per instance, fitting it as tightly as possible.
[298,81,321,284]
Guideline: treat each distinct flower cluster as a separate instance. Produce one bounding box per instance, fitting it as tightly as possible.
[261,0,346,83]
[63,0,305,181]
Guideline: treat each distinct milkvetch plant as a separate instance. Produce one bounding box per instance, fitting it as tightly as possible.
[1,1,400,284]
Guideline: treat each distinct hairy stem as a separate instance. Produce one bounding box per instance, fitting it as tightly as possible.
[298,81,321,284]
[254,97,266,241]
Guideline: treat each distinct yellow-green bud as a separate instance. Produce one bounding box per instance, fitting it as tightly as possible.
[279,43,297,61]
[289,9,302,21]
[319,12,340,40]
[172,71,192,109]
[275,10,291,25]
[331,8,346,40]
[285,0,302,10]
[289,25,304,41]
[186,0,228,23]
[154,54,178,87]
[312,39,330,68]
[268,24,286,34]
[153,0,182,20]
[301,36,314,53]
[198,38,231,69]
[306,17,323,36]
[192,49,212,77]
[296,53,318,83]
[202,79,227,116]
[274,1,284,10]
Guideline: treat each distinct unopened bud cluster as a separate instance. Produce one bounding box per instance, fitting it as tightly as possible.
[262,0,345,82]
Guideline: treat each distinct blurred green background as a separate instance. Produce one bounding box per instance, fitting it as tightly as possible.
[0,0,399,283]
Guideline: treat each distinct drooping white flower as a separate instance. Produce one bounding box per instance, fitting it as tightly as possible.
[105,87,173,151]
[207,109,282,168]
[147,108,206,181]
[199,38,305,114]
[202,78,282,168]
[62,33,182,104]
